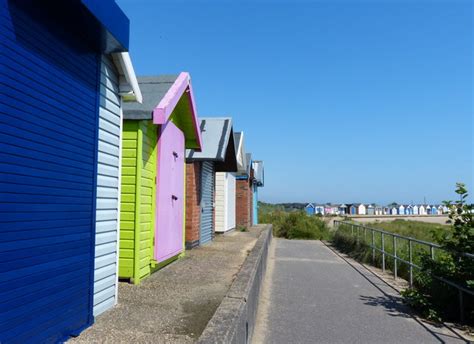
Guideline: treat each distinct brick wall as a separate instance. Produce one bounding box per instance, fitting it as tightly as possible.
[236,178,252,228]
[185,162,201,249]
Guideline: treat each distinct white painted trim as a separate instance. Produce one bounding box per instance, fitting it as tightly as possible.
[114,99,123,306]
[235,132,247,173]
[224,173,229,230]
[112,52,143,103]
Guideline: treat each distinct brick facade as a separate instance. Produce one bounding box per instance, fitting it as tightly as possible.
[236,178,252,228]
[185,162,201,249]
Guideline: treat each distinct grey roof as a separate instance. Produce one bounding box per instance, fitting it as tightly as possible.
[234,132,248,175]
[252,160,264,187]
[236,151,252,178]
[234,132,242,152]
[186,118,237,172]
[123,75,178,120]
[245,153,252,175]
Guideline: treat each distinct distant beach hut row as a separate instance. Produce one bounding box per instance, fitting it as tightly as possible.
[305,203,448,216]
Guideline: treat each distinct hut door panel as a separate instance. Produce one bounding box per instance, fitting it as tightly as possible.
[253,186,258,225]
[200,161,214,245]
[155,122,185,262]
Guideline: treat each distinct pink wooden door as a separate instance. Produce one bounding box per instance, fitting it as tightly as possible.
[155,121,185,262]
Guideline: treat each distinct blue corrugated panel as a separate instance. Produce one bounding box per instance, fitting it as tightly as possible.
[200,162,214,245]
[253,186,258,225]
[0,2,99,342]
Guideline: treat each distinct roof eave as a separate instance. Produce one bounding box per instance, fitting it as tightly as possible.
[152,72,202,151]
[112,52,143,103]
[214,128,238,172]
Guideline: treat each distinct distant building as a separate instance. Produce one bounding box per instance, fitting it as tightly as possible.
[338,204,348,215]
[398,204,405,215]
[375,205,383,215]
[358,204,367,215]
[315,204,325,215]
[391,206,398,215]
[305,203,315,215]
[419,205,427,215]
[323,204,339,215]
[413,205,419,215]
[367,204,375,215]
[348,204,358,215]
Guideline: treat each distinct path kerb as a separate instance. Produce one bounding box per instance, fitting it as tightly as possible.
[197,225,273,344]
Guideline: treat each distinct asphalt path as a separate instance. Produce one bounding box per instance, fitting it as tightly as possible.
[253,239,468,344]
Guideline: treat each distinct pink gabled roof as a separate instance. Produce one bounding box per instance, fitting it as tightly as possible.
[152,72,202,151]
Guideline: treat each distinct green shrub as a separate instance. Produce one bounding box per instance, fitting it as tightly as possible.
[259,210,331,240]
[365,219,449,243]
[238,225,248,232]
[411,183,474,323]
[332,183,474,324]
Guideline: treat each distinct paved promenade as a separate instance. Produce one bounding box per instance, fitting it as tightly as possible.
[254,239,468,344]
[71,227,265,343]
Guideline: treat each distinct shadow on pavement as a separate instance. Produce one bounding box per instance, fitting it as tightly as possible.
[359,294,413,319]
[323,242,469,344]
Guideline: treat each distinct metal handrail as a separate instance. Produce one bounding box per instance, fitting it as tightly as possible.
[334,220,474,322]
[335,221,474,259]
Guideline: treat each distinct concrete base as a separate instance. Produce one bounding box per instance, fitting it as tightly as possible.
[215,227,236,235]
[185,239,200,250]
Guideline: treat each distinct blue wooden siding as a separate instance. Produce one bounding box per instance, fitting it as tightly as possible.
[0,2,99,342]
[94,55,121,317]
[200,161,214,245]
[253,186,258,225]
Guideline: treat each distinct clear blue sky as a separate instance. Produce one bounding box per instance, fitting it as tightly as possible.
[117,0,473,205]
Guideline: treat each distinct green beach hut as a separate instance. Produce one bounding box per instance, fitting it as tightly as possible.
[119,74,202,284]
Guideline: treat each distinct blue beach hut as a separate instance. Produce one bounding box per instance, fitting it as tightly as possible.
[305,203,316,215]
[0,1,140,341]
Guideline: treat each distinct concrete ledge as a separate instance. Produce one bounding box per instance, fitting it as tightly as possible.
[197,225,273,344]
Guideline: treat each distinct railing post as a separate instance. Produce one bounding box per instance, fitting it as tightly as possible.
[356,226,359,245]
[430,246,435,260]
[459,290,464,323]
[351,224,354,236]
[409,239,413,288]
[393,236,397,279]
[381,233,385,273]
[364,226,367,243]
[371,229,375,263]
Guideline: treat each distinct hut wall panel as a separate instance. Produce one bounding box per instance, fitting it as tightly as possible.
[199,161,214,244]
[119,120,156,284]
[93,55,121,317]
[0,2,99,341]
[138,121,157,280]
[119,122,138,279]
[226,173,236,230]
[214,172,226,232]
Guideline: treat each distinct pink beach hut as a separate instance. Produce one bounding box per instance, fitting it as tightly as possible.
[119,73,202,284]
